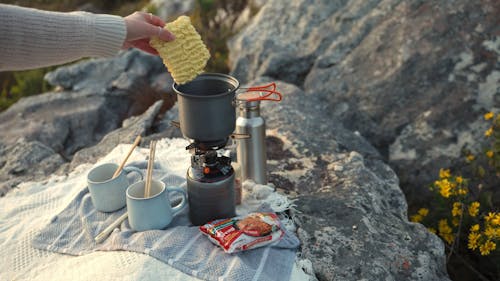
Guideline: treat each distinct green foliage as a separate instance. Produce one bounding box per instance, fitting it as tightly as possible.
[410,111,500,280]
[143,3,158,15]
[0,68,52,111]
[190,0,251,73]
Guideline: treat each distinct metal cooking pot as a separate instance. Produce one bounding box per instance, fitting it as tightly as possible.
[173,73,239,142]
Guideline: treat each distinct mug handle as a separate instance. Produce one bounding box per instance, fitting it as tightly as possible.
[167,186,187,216]
[123,166,144,182]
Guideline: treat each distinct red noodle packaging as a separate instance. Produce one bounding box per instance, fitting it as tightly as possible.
[199,212,284,253]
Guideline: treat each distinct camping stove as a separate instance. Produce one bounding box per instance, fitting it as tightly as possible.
[185,139,235,226]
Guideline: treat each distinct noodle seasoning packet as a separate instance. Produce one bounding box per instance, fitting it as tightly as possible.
[199,212,284,254]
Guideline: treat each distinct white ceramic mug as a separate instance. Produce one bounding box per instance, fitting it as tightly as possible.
[126,179,187,231]
[87,163,143,212]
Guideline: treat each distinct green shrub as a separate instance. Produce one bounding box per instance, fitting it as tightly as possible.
[0,68,52,111]
[410,111,500,280]
[191,0,251,73]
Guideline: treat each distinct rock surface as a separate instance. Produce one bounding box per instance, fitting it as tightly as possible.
[2,73,448,279]
[0,50,174,195]
[228,0,500,202]
[1,0,480,279]
[69,100,163,169]
[144,0,195,21]
[258,80,449,280]
[0,140,65,195]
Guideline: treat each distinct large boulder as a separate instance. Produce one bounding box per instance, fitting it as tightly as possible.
[0,101,172,196]
[228,0,499,201]
[258,80,449,280]
[69,100,184,169]
[0,139,65,195]
[0,76,451,280]
[0,0,472,278]
[0,50,174,194]
[70,100,163,169]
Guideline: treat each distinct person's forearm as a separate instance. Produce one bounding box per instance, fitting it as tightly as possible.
[0,4,126,71]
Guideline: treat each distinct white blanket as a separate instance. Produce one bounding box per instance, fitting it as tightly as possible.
[0,138,313,281]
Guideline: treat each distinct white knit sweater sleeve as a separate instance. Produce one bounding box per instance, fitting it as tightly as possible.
[0,4,126,71]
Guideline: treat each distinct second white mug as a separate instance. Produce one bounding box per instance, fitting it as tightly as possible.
[126,179,187,232]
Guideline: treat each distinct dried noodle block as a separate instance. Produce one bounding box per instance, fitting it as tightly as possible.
[150,15,210,84]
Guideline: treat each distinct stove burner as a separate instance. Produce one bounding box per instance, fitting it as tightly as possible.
[185,138,228,152]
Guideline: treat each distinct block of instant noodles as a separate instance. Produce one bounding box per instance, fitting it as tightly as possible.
[150,15,210,85]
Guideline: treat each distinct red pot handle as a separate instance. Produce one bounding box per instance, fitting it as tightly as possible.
[238,82,282,102]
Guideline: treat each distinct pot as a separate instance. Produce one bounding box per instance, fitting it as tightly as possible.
[173,73,239,142]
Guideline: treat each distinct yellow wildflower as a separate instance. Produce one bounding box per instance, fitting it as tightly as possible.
[455,176,463,184]
[492,214,500,226]
[436,179,452,198]
[410,214,423,223]
[479,240,496,256]
[452,202,462,217]
[486,150,494,158]
[440,187,451,198]
[439,168,451,179]
[484,227,496,239]
[486,212,500,226]
[466,154,475,162]
[418,208,429,217]
[452,218,460,227]
[484,112,494,120]
[485,212,496,222]
[468,202,480,217]
[438,219,454,244]
[468,232,481,250]
[458,188,468,195]
[470,224,480,232]
[485,127,493,137]
[442,233,454,245]
[428,228,437,234]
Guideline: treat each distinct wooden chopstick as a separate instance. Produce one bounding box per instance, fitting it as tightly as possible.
[144,140,157,198]
[112,135,142,179]
[94,212,128,243]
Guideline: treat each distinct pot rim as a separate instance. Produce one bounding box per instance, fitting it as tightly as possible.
[173,73,240,99]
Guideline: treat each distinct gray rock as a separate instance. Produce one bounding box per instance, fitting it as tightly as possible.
[229,0,499,215]
[70,100,164,169]
[0,139,65,196]
[258,80,450,280]
[291,153,449,281]
[257,78,380,161]
[228,0,351,85]
[68,99,183,170]
[0,0,475,278]
[143,103,184,142]
[0,50,174,159]
[0,90,127,158]
[144,0,195,21]
[46,49,176,117]
[0,49,175,193]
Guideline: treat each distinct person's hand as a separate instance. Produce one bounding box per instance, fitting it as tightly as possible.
[123,11,175,55]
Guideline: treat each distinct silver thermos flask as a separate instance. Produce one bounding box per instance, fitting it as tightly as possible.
[235,100,267,184]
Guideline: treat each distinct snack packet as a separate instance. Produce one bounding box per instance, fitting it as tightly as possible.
[199,212,284,253]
